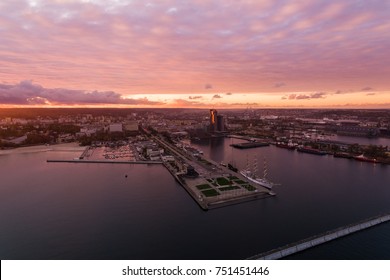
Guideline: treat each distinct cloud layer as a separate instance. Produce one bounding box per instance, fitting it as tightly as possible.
[284,92,327,100]
[0,81,162,105]
[0,0,389,107]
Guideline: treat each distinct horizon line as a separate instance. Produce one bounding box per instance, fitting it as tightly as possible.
[1,106,389,110]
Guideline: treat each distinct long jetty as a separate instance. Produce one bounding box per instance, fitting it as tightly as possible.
[248,213,390,260]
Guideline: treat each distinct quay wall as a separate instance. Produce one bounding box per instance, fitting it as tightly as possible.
[162,162,208,210]
[249,214,390,260]
[207,191,274,210]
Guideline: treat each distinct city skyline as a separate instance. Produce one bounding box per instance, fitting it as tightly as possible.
[1,0,390,108]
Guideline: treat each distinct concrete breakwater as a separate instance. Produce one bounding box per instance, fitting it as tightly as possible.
[248,214,390,260]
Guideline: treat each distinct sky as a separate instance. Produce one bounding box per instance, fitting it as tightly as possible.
[0,0,390,108]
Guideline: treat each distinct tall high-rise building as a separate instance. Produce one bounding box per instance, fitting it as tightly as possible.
[217,115,224,131]
[209,109,217,132]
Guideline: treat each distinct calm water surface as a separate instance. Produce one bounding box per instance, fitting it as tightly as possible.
[0,139,389,259]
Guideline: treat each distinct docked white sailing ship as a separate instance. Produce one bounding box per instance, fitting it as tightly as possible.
[240,156,274,190]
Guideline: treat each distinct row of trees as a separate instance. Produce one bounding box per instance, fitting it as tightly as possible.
[311,141,388,159]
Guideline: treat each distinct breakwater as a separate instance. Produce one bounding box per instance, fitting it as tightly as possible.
[248,214,390,260]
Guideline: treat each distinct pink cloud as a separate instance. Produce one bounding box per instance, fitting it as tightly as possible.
[0,81,163,105]
[0,0,389,103]
[188,95,202,99]
[284,92,327,100]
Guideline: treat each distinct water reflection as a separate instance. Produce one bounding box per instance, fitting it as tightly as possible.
[0,139,389,259]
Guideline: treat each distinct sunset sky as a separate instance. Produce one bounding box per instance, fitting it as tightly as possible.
[1,0,390,108]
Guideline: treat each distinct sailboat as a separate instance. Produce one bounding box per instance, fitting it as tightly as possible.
[240,155,274,190]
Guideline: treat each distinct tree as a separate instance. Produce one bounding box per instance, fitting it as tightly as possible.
[347,143,361,154]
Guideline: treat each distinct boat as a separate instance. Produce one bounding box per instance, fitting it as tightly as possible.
[240,156,274,190]
[275,142,295,150]
[353,154,377,163]
[228,163,238,172]
[333,152,353,159]
[297,146,327,155]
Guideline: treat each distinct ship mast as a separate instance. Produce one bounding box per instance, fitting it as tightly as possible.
[230,137,235,167]
[252,156,258,178]
[246,153,249,172]
[263,156,268,179]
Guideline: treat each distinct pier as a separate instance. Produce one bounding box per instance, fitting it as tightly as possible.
[79,146,91,159]
[163,161,273,210]
[248,214,390,260]
[153,136,275,210]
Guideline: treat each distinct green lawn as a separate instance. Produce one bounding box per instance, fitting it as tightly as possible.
[196,184,211,190]
[242,184,256,191]
[199,158,212,166]
[201,189,220,197]
[235,180,247,184]
[216,177,231,186]
[219,185,240,192]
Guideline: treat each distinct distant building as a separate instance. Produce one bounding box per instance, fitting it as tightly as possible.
[209,109,217,132]
[109,123,123,133]
[216,115,224,131]
[124,121,139,135]
[336,125,379,137]
[186,165,198,177]
[80,126,97,136]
